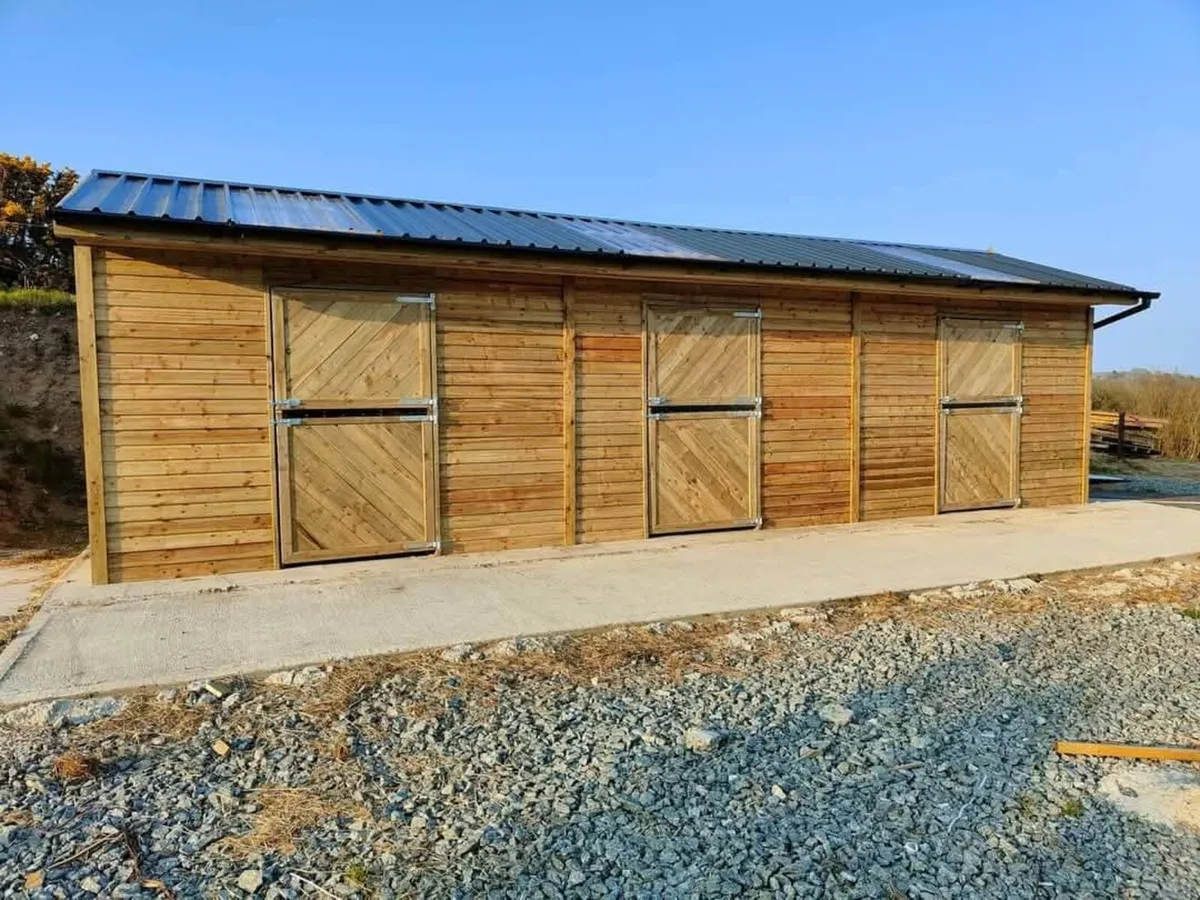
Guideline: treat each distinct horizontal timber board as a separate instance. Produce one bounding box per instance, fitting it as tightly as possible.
[110,456,270,477]
[102,428,269,446]
[110,527,275,554]
[98,338,266,357]
[107,514,271,538]
[105,485,273,508]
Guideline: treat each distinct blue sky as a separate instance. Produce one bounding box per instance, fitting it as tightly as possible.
[4,1,1197,372]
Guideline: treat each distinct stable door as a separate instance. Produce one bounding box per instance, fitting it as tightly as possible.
[646,305,761,535]
[271,287,438,564]
[938,317,1022,512]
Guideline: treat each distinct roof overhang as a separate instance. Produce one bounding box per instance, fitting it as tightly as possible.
[53,212,1156,307]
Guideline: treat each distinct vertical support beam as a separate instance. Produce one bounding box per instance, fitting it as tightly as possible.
[641,298,652,538]
[562,278,577,545]
[264,285,282,569]
[425,294,443,552]
[1082,308,1094,503]
[932,307,944,515]
[753,302,763,528]
[73,244,108,584]
[848,294,861,523]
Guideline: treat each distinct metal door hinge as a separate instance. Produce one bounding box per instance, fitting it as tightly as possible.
[274,417,302,427]
[732,309,762,319]
[396,293,436,309]
[1004,322,1025,332]
[648,395,667,406]
[273,398,301,409]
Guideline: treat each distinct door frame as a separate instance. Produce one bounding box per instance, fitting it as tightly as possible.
[642,298,763,537]
[268,285,442,565]
[935,315,1023,513]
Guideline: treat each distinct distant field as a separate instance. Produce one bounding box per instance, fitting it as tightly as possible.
[1093,370,1200,460]
[0,289,75,310]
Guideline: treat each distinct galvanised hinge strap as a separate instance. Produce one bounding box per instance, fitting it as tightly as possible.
[732,309,762,319]
[396,294,436,309]
[272,398,301,408]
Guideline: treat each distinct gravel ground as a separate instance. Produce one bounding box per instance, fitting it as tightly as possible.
[1090,456,1200,501]
[1,561,1199,899]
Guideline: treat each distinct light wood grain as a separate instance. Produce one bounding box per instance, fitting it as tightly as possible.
[75,245,108,583]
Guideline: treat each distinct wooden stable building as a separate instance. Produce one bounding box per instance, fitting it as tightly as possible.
[54,171,1157,584]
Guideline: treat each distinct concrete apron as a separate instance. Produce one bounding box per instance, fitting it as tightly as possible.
[1,500,1198,706]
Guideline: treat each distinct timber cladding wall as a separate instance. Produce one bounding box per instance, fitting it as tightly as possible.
[94,250,274,581]
[83,248,1092,583]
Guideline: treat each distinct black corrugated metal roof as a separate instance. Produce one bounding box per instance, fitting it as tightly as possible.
[56,170,1155,297]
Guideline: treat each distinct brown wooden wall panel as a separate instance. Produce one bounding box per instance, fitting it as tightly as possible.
[573,287,644,543]
[94,250,275,581]
[857,299,938,520]
[436,286,566,553]
[761,291,853,527]
[87,246,1094,582]
[1018,306,1089,507]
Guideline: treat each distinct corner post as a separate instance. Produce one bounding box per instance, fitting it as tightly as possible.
[562,278,577,545]
[1081,307,1094,502]
[74,244,109,584]
[849,293,862,522]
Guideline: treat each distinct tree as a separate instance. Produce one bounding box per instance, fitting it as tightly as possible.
[0,154,79,291]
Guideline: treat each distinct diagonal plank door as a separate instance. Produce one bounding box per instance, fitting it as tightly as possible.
[272,288,438,564]
[274,287,432,408]
[650,412,756,533]
[279,418,436,563]
[647,307,757,404]
[939,317,1022,512]
[940,407,1019,511]
[647,305,761,535]
[940,318,1019,403]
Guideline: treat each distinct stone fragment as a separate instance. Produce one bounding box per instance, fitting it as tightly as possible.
[683,727,727,752]
[237,869,264,894]
[818,703,854,727]
[440,643,474,663]
[778,607,830,624]
[2,696,126,729]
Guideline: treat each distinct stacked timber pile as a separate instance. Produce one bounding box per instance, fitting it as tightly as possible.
[1091,410,1165,456]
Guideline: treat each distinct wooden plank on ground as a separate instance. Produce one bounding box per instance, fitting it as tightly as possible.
[1054,740,1200,763]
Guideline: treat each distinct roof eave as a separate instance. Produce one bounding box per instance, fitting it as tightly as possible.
[51,209,1158,303]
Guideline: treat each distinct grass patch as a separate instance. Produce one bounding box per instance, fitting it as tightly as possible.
[1182,608,1200,621]
[0,288,75,310]
[219,786,368,857]
[1060,798,1084,818]
[82,696,209,743]
[1017,792,1038,818]
[295,618,749,723]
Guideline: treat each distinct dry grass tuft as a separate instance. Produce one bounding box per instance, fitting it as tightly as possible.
[219,786,367,857]
[1094,371,1200,459]
[301,658,403,721]
[52,751,100,782]
[82,696,208,743]
[301,617,752,722]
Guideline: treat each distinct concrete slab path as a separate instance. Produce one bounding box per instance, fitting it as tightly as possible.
[1,500,1198,706]
[0,564,48,618]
